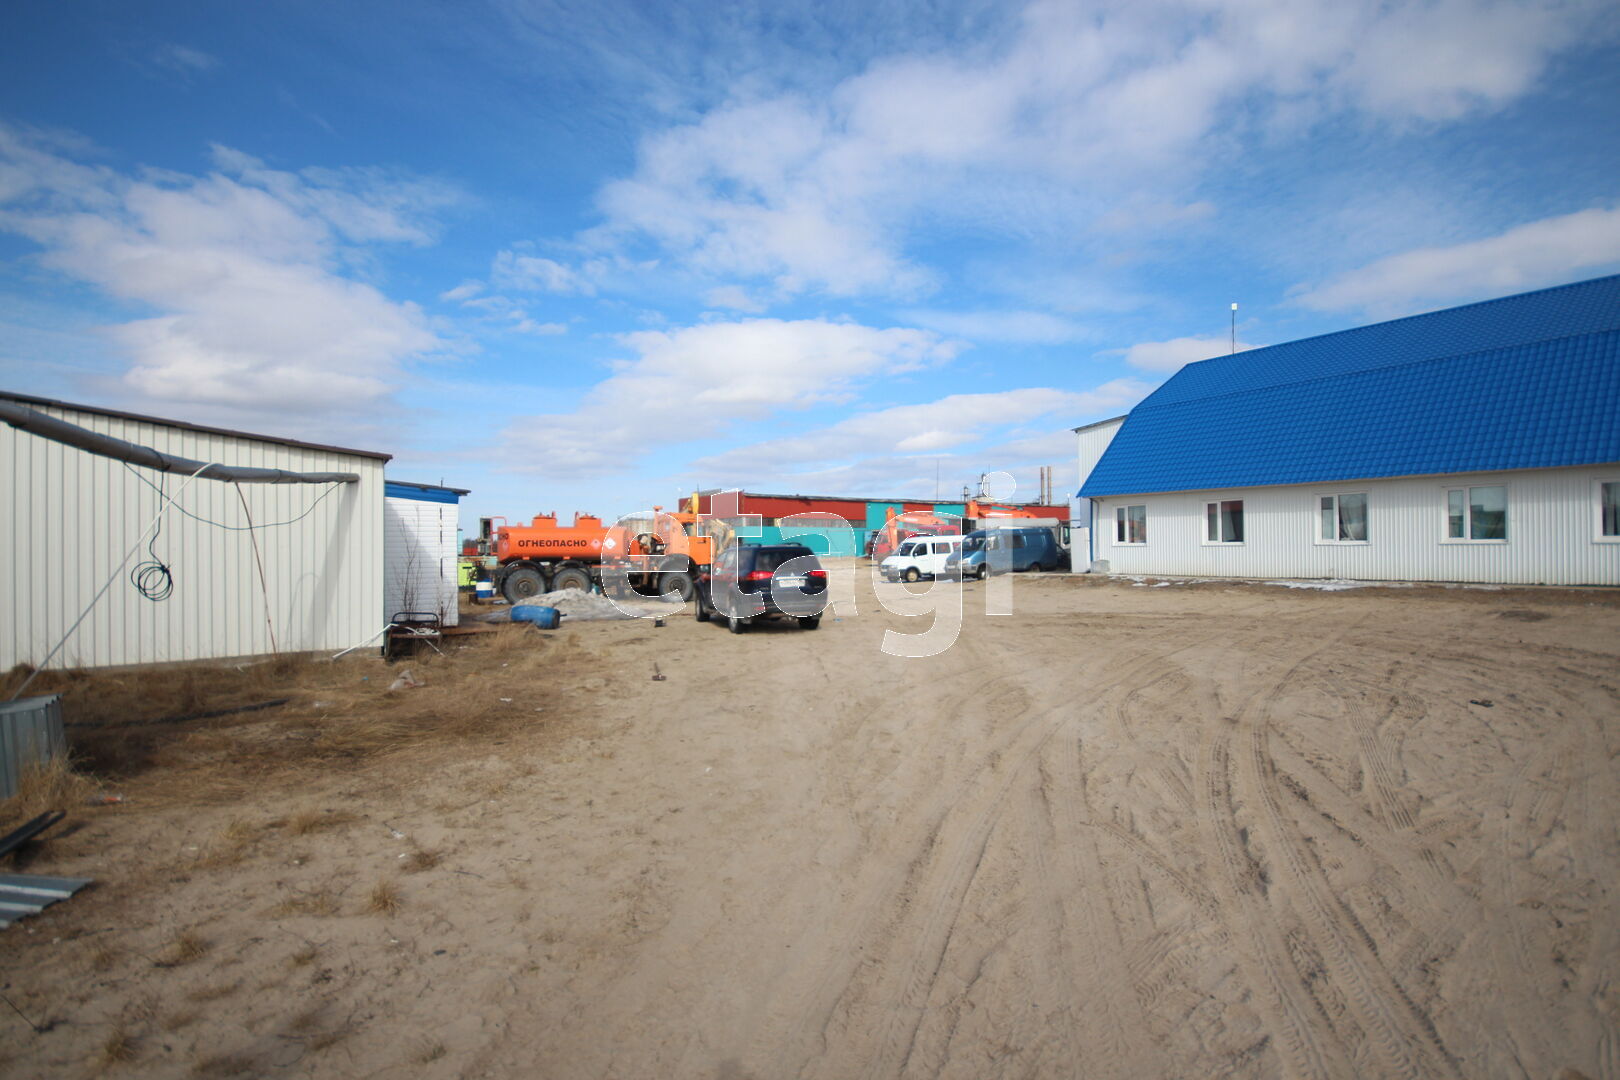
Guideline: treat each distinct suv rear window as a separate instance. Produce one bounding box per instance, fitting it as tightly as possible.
[748,546,820,573]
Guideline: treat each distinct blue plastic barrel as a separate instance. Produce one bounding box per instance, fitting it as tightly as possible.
[511,605,561,629]
[475,580,494,601]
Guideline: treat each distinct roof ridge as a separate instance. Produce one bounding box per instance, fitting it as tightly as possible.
[1179,272,1620,374]
[1128,325,1620,414]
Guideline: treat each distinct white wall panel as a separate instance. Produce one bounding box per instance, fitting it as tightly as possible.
[383,497,459,628]
[1076,418,1124,493]
[1093,466,1620,585]
[2,399,385,669]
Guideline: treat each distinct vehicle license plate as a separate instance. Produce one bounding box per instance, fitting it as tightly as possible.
[778,575,806,587]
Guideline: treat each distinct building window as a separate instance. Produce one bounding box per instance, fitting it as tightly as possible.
[1600,481,1620,541]
[1318,492,1368,543]
[1205,500,1244,544]
[1445,485,1507,541]
[1115,505,1146,545]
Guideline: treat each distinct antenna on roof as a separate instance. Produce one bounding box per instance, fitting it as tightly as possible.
[1231,302,1238,354]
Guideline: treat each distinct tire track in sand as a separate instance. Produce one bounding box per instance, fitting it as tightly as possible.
[832,633,1242,1080]
[1030,731,1167,1078]
[1199,729,1347,1080]
[1241,722,1461,1079]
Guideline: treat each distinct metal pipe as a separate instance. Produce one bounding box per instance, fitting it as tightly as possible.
[0,401,360,484]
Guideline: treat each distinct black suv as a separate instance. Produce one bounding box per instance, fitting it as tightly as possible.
[695,543,829,633]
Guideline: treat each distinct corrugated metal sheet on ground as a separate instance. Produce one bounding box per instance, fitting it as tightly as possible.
[0,695,65,800]
[0,874,92,928]
[1083,275,1620,498]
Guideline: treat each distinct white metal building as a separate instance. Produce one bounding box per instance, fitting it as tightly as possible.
[1070,415,1126,558]
[1077,276,1620,586]
[384,481,467,628]
[1,391,389,670]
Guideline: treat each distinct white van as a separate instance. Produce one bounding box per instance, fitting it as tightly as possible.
[880,535,966,582]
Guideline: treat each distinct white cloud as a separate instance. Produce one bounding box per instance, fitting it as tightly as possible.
[1119,335,1253,372]
[692,379,1153,477]
[0,126,451,424]
[495,318,961,478]
[491,251,595,295]
[703,285,765,313]
[676,378,1153,502]
[1337,0,1585,121]
[899,309,1091,344]
[440,279,484,302]
[512,319,567,336]
[573,0,1604,298]
[1292,205,1620,314]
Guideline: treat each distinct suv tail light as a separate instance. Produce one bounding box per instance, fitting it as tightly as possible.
[746,570,774,582]
[806,569,828,579]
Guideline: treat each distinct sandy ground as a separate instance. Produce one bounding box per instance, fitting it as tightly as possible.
[3,565,1618,1079]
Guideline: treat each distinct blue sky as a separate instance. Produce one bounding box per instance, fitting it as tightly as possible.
[3,0,1618,526]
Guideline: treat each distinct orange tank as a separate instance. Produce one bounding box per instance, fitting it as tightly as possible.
[493,512,611,564]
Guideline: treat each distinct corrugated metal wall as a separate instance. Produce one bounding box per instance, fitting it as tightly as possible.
[2,401,385,669]
[743,524,867,556]
[1093,465,1620,585]
[384,495,460,627]
[0,695,64,799]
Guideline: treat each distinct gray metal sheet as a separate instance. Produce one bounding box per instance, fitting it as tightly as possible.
[0,873,92,929]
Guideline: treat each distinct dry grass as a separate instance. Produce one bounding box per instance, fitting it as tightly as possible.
[270,889,340,919]
[191,1051,257,1077]
[288,943,319,967]
[162,1010,200,1033]
[416,1039,448,1064]
[1,627,570,805]
[96,1026,138,1068]
[286,1005,353,1052]
[90,944,120,972]
[402,847,441,873]
[163,932,210,967]
[184,982,240,1003]
[198,818,261,868]
[365,879,401,916]
[286,808,353,836]
[0,755,99,833]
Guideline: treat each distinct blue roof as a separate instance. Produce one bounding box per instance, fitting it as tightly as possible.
[1080,275,1620,497]
[385,480,469,503]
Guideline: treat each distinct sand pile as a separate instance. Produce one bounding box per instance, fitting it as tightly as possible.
[474,590,684,623]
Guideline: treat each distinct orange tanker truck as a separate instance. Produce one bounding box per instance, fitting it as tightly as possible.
[478,508,730,604]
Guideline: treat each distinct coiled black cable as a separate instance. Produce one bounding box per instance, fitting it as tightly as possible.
[130,553,174,601]
[130,474,175,601]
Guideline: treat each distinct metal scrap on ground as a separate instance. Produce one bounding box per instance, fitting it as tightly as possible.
[0,874,93,929]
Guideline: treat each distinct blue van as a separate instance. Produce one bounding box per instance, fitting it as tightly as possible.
[948,527,1068,579]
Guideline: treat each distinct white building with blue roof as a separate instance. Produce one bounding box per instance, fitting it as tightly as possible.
[1076,275,1620,586]
[384,480,470,626]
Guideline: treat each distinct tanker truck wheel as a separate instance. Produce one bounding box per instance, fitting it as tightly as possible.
[550,567,591,593]
[501,566,544,603]
[660,571,696,603]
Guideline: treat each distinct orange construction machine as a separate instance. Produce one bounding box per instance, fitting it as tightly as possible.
[479,507,729,604]
[964,499,1045,521]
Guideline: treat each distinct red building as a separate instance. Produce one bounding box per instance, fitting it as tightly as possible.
[685,490,1068,525]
